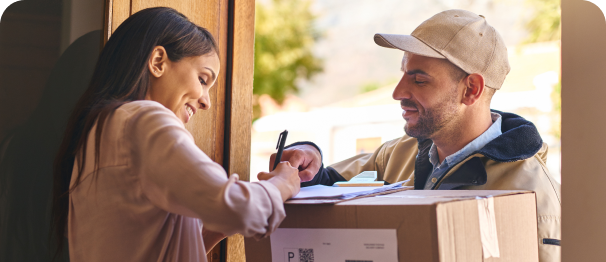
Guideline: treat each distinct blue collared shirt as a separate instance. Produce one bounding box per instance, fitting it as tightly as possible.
[424,112,502,189]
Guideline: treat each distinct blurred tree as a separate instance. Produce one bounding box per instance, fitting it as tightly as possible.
[551,80,561,138]
[524,0,561,139]
[524,0,561,43]
[360,82,380,94]
[253,0,323,120]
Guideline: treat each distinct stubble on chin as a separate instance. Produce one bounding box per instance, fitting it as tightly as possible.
[403,96,459,140]
[403,111,437,140]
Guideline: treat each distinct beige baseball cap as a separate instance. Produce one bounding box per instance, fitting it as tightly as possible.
[374,9,510,90]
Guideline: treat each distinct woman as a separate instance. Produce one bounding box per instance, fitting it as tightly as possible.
[51,7,300,262]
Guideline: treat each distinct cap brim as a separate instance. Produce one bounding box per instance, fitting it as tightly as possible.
[374,33,445,59]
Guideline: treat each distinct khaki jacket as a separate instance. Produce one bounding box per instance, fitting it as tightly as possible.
[303,111,561,262]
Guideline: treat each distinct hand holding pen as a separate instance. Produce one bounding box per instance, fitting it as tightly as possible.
[273,130,288,170]
[267,131,322,182]
[257,130,301,200]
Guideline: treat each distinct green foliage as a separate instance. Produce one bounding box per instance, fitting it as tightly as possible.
[360,82,381,94]
[552,80,561,112]
[551,80,561,139]
[524,0,561,139]
[358,78,399,94]
[524,0,561,43]
[253,0,323,107]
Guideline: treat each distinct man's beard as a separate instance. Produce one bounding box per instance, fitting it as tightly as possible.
[402,91,459,140]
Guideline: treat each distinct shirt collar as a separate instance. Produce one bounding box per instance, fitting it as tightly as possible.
[429,112,502,168]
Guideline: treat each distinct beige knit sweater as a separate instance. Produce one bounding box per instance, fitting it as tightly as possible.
[68,101,284,262]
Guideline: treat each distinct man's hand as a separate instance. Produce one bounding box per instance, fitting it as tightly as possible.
[269,144,321,182]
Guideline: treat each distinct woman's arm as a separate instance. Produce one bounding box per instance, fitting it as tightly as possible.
[257,161,301,201]
[126,102,295,238]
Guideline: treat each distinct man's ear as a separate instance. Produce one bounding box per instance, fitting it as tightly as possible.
[461,73,486,106]
[148,46,168,78]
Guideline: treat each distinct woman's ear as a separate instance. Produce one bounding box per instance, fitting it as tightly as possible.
[148,46,168,77]
[461,73,486,106]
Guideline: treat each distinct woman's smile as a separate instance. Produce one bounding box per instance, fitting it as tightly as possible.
[184,103,196,123]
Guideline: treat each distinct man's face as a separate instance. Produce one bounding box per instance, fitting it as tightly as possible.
[393,53,463,139]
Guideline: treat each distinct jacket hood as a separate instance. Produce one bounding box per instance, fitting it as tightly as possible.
[479,109,544,162]
[414,110,544,190]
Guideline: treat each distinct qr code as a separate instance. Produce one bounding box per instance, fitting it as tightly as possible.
[299,248,314,262]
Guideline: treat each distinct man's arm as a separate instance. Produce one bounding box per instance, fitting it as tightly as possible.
[266,141,388,186]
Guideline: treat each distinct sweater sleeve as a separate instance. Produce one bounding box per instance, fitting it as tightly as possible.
[127,103,284,239]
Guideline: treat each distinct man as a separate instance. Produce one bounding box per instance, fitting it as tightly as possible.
[269,9,561,262]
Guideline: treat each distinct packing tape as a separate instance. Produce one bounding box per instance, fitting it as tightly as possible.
[476,196,500,259]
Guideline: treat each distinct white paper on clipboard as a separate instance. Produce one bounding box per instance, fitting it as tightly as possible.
[292,181,407,200]
[270,228,398,262]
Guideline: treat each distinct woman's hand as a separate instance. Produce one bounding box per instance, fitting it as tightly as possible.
[202,227,226,254]
[257,162,301,202]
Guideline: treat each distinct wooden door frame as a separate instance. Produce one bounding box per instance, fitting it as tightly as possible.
[222,1,255,260]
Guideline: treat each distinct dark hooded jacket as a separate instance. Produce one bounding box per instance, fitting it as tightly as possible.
[295,110,561,262]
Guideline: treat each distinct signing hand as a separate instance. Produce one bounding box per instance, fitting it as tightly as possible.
[258,162,301,201]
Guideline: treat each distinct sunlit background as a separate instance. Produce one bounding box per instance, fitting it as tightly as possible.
[250,0,561,183]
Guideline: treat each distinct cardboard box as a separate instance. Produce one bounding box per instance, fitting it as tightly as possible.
[245,190,538,262]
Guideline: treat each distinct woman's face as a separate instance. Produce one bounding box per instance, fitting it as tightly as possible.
[146,48,220,124]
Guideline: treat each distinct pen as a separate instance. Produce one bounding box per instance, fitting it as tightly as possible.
[273,130,288,170]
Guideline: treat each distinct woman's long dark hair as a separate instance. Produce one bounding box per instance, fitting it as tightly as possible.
[51,7,218,259]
